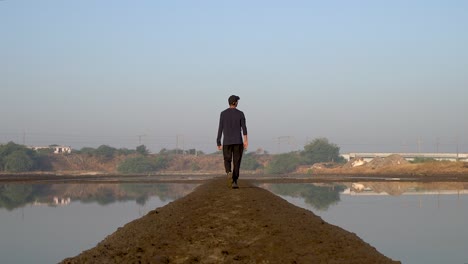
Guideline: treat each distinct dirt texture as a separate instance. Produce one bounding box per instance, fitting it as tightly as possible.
[61,178,400,264]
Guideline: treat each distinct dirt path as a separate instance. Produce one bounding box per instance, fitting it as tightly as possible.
[61,178,400,264]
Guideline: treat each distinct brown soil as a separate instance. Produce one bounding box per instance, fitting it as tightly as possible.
[61,178,400,264]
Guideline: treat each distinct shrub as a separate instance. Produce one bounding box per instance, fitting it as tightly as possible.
[410,157,437,163]
[117,155,170,174]
[266,152,300,174]
[241,152,261,170]
[77,147,96,156]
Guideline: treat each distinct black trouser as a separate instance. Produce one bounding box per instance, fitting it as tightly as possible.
[223,144,244,182]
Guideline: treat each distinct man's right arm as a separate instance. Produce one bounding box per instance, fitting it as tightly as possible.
[216,113,223,149]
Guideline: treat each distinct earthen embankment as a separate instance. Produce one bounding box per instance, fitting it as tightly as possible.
[61,178,400,264]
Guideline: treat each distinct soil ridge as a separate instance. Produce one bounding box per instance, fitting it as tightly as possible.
[61,178,400,264]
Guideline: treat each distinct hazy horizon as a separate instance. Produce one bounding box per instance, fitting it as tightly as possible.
[2,1,467,154]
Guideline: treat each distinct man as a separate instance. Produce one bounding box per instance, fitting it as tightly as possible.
[217,95,248,189]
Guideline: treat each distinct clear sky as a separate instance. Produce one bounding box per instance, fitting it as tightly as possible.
[1,0,467,154]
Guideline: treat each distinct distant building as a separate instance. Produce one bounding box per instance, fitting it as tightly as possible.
[30,145,72,154]
[342,152,468,162]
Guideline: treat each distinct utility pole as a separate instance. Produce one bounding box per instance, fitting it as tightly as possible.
[137,134,146,145]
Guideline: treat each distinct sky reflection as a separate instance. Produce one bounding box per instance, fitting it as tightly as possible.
[263,182,468,264]
[0,183,199,264]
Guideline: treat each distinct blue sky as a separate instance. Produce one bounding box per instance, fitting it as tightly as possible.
[1,0,467,153]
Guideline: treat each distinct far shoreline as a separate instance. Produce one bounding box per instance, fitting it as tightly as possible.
[2,171,468,183]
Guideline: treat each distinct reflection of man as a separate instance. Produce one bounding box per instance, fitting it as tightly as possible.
[217,95,248,189]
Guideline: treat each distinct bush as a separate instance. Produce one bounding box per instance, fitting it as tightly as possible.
[117,155,170,174]
[266,152,300,174]
[410,157,437,163]
[153,155,169,170]
[117,156,155,174]
[116,148,136,156]
[191,162,201,171]
[241,152,261,170]
[77,147,96,156]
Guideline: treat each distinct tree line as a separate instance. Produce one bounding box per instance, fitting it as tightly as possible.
[0,137,345,174]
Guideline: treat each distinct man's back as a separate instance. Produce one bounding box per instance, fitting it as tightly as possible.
[217,108,247,146]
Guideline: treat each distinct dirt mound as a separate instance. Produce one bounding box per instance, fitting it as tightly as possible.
[61,178,400,264]
[343,157,367,169]
[366,154,409,169]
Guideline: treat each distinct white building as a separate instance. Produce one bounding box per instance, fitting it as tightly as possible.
[30,145,72,154]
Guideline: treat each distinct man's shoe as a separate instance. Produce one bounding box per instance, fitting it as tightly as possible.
[231,181,239,189]
[227,172,232,187]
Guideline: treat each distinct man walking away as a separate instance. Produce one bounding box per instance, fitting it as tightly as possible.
[217,95,248,189]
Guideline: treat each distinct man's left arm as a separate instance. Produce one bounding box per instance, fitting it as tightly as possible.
[243,135,248,150]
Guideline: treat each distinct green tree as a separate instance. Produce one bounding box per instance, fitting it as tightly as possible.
[301,138,345,165]
[136,145,149,156]
[0,142,25,169]
[4,150,35,172]
[0,142,41,172]
[95,145,116,161]
[266,152,300,174]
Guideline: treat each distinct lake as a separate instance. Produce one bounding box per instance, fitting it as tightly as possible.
[0,182,199,264]
[1,180,467,264]
[261,181,468,264]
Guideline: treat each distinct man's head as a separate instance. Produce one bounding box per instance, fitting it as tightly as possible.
[228,95,240,106]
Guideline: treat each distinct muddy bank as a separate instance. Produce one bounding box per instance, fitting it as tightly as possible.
[61,178,400,264]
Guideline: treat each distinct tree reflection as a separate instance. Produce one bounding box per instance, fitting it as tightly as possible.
[269,184,345,211]
[0,183,198,210]
[0,184,35,210]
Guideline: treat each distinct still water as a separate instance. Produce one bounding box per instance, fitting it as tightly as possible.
[262,182,468,264]
[1,181,467,264]
[0,182,199,264]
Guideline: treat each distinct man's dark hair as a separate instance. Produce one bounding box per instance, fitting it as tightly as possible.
[228,95,240,105]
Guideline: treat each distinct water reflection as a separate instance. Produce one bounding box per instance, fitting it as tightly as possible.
[262,181,468,211]
[0,183,199,211]
[260,183,345,210]
[262,181,468,264]
[0,182,199,264]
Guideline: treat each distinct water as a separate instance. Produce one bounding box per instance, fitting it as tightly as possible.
[0,182,199,264]
[2,181,467,264]
[262,182,468,264]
